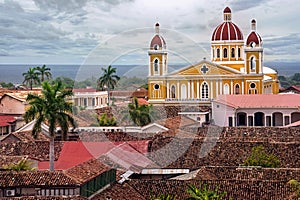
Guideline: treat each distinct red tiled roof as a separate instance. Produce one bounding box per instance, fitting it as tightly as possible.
[0,115,16,126]
[138,98,149,105]
[38,141,150,170]
[214,94,300,108]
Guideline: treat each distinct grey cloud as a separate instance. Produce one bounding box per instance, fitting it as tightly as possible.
[229,0,270,11]
[264,33,300,55]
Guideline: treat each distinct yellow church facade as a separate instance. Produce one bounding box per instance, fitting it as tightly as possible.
[148,7,279,105]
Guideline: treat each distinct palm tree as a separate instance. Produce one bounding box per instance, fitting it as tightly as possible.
[127,97,152,126]
[22,67,40,90]
[24,81,75,171]
[3,157,35,171]
[36,65,52,82]
[97,65,120,106]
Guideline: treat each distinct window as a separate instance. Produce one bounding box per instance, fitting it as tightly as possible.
[238,48,241,58]
[224,84,229,94]
[223,48,228,58]
[235,84,240,94]
[154,59,159,72]
[250,57,256,71]
[201,82,209,99]
[249,83,257,94]
[154,84,160,90]
[154,44,159,50]
[171,85,176,98]
[231,48,235,58]
[217,49,220,58]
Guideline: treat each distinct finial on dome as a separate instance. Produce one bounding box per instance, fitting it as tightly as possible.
[251,19,256,31]
[155,22,160,34]
[223,7,232,22]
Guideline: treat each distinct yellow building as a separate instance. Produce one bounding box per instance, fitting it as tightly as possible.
[148,7,279,105]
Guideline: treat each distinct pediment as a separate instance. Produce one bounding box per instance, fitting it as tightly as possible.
[170,60,241,76]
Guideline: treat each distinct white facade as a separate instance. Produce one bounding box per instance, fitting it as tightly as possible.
[73,90,108,109]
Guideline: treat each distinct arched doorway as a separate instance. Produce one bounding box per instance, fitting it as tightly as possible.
[291,112,300,123]
[181,84,187,99]
[272,112,283,126]
[254,112,264,126]
[237,112,247,126]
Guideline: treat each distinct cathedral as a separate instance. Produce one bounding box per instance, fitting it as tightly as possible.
[147,7,279,105]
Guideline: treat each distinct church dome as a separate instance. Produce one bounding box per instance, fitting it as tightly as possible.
[211,7,243,41]
[150,23,166,50]
[246,19,262,46]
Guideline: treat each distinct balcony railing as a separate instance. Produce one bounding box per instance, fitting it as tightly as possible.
[165,98,210,102]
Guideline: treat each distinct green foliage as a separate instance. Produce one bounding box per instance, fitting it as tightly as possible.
[151,193,176,200]
[0,81,14,88]
[186,183,226,200]
[278,73,300,88]
[24,80,76,171]
[74,76,98,89]
[127,97,152,126]
[98,113,117,126]
[3,158,36,171]
[51,77,75,89]
[242,145,280,168]
[288,179,300,199]
[22,67,40,90]
[116,76,147,90]
[36,65,52,82]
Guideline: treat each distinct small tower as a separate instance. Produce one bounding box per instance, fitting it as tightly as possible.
[148,23,168,77]
[245,19,263,74]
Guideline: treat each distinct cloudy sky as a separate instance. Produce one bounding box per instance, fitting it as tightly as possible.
[1,0,300,65]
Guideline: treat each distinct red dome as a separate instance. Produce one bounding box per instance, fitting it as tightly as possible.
[150,35,166,49]
[246,31,262,46]
[224,7,231,13]
[212,22,243,41]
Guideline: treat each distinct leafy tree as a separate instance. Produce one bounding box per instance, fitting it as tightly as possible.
[0,82,14,89]
[24,81,76,171]
[97,65,120,106]
[3,157,36,171]
[242,145,280,168]
[22,67,40,90]
[36,65,52,82]
[98,113,117,126]
[186,183,226,200]
[127,97,152,126]
[51,77,75,89]
[288,179,300,199]
[291,73,300,82]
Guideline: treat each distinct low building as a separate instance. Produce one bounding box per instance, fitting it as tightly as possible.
[72,88,108,109]
[212,94,300,127]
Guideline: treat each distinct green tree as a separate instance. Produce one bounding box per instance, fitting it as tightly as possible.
[51,77,75,89]
[127,97,152,126]
[186,183,226,200]
[242,145,280,168]
[22,67,40,90]
[24,81,76,171]
[3,157,35,171]
[36,65,52,82]
[288,179,300,199]
[97,65,120,106]
[98,113,117,126]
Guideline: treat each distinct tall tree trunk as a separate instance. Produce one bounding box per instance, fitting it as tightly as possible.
[49,136,55,171]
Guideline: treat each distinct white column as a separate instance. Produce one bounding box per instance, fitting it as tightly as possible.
[242,81,244,94]
[177,81,180,99]
[197,81,200,98]
[191,80,194,99]
[220,80,223,95]
[230,80,233,94]
[210,81,213,99]
[232,114,235,127]
[216,80,219,97]
[167,81,170,99]
[188,81,190,99]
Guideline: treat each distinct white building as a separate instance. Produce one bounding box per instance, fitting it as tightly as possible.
[72,88,108,109]
[212,94,300,127]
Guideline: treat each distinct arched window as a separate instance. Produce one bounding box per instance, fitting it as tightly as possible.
[154,59,159,72]
[217,49,220,58]
[201,82,209,99]
[235,84,240,94]
[224,84,229,94]
[171,85,176,98]
[223,48,228,58]
[238,48,241,58]
[248,82,257,94]
[231,48,235,58]
[250,57,256,72]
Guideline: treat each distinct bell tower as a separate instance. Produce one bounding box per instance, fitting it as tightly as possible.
[245,19,263,74]
[148,23,168,77]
